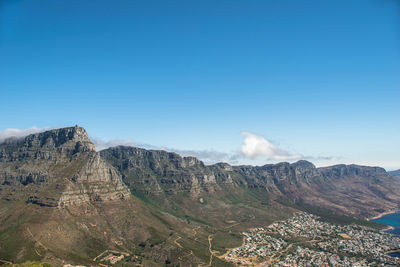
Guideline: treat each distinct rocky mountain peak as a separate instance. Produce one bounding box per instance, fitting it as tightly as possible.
[318,164,388,179]
[23,125,95,152]
[0,126,96,163]
[0,126,130,207]
[290,160,316,170]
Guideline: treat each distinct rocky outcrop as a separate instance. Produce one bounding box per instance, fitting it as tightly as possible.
[58,152,130,206]
[0,126,129,207]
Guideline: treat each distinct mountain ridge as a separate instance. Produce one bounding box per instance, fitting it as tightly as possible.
[1,126,399,266]
[100,145,400,219]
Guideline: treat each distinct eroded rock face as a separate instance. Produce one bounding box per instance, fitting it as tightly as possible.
[0,125,95,162]
[1,125,400,218]
[101,146,400,218]
[100,146,219,197]
[0,126,129,207]
[58,152,130,206]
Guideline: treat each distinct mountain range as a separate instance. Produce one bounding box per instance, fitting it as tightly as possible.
[1,126,399,266]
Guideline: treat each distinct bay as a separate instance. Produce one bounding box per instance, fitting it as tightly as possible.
[372,211,400,236]
[372,211,400,258]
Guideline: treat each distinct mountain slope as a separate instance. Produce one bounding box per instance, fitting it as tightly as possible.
[99,146,294,227]
[101,146,400,219]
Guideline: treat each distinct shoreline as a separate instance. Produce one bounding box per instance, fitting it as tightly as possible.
[383,225,395,231]
[385,249,400,255]
[368,210,399,221]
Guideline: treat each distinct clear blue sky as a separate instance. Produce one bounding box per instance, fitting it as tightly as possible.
[1,0,399,169]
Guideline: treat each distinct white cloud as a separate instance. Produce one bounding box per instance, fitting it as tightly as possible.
[163,148,233,164]
[0,127,50,143]
[91,137,136,151]
[93,132,304,164]
[240,132,302,161]
[91,136,236,164]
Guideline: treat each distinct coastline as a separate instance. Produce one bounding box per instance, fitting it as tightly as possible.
[383,225,395,231]
[368,210,398,221]
[385,249,400,255]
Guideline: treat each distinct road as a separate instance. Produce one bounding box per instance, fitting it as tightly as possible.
[208,234,215,266]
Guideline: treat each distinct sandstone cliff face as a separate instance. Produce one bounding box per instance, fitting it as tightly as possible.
[1,125,399,218]
[232,162,400,217]
[100,146,220,197]
[0,126,129,206]
[101,146,400,218]
[0,126,95,162]
[58,152,130,206]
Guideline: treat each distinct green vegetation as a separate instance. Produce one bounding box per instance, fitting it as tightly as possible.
[0,210,43,262]
[212,232,242,252]
[276,197,386,229]
[147,227,167,247]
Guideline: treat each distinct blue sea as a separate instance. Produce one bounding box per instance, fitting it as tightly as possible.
[372,212,400,236]
[371,211,400,258]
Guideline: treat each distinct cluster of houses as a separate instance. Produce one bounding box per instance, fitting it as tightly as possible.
[225,233,287,264]
[93,249,130,266]
[277,246,370,266]
[224,212,400,266]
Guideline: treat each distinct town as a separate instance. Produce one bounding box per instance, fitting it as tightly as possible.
[224,212,400,266]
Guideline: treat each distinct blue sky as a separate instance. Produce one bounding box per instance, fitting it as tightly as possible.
[1,0,399,169]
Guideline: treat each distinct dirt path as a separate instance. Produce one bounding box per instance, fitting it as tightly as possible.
[208,234,215,266]
[218,234,246,260]
[209,220,247,265]
[93,250,109,262]
[26,227,48,251]
[174,236,183,248]
[256,238,323,266]
[0,259,13,265]
[225,222,240,229]
[192,226,200,240]
[206,213,257,265]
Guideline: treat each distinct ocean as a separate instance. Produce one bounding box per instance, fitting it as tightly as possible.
[371,211,400,258]
[372,212,400,236]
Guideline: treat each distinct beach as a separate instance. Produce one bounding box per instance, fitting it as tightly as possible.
[383,225,395,231]
[369,210,399,221]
